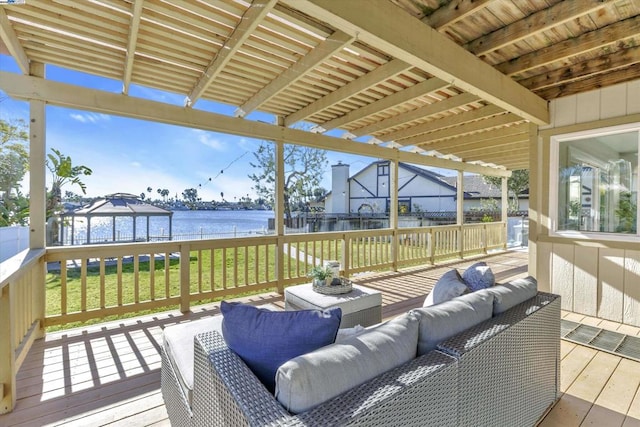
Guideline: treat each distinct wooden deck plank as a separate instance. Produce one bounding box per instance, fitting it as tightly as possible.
[560,345,599,393]
[3,249,640,426]
[581,358,640,427]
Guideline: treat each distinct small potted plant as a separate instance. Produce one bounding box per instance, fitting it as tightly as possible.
[309,265,333,287]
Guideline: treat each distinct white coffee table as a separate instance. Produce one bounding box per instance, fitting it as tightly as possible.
[284,283,382,328]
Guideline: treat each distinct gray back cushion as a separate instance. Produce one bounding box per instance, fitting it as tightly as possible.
[427,269,469,306]
[275,312,420,414]
[485,276,538,314]
[412,291,494,356]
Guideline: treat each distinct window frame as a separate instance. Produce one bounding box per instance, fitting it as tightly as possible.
[549,122,640,242]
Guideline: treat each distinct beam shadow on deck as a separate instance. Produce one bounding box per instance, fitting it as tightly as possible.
[3,250,531,426]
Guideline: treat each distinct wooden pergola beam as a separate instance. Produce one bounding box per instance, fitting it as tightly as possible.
[519,45,640,92]
[534,62,640,100]
[428,132,529,153]
[283,58,413,127]
[466,0,613,56]
[463,149,530,166]
[0,8,29,74]
[319,77,449,131]
[237,30,354,117]
[386,104,504,143]
[186,0,277,107]
[285,0,549,125]
[122,0,144,95]
[496,15,640,77]
[422,0,497,30]
[408,114,523,147]
[454,141,529,158]
[425,123,530,149]
[351,92,480,137]
[0,72,511,177]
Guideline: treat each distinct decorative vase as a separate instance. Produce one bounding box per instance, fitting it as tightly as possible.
[313,278,327,287]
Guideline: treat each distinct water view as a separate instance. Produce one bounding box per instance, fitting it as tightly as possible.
[62,209,275,244]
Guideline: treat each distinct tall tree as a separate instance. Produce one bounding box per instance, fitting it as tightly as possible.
[0,118,29,226]
[483,169,529,212]
[249,142,328,222]
[182,187,199,208]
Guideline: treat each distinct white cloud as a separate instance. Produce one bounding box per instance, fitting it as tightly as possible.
[193,130,226,151]
[69,113,110,124]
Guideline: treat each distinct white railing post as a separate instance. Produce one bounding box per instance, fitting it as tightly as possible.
[483,224,488,254]
[390,159,399,271]
[274,129,285,293]
[457,171,464,259]
[342,233,350,277]
[0,283,16,414]
[180,243,191,313]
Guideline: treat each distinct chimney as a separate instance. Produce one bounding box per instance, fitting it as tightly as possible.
[330,161,350,213]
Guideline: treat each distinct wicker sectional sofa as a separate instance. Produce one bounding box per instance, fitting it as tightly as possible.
[161,278,560,427]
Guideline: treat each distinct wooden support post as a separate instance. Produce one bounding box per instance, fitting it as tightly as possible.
[275,120,285,292]
[29,62,46,249]
[28,62,47,340]
[180,243,191,313]
[457,171,464,258]
[502,176,509,250]
[528,123,539,277]
[389,159,399,271]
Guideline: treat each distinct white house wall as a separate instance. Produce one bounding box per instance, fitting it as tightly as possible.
[349,165,383,213]
[535,79,640,326]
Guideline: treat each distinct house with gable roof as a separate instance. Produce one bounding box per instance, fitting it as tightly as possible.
[324,161,528,214]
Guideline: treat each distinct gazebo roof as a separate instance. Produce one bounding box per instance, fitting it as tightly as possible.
[64,193,172,217]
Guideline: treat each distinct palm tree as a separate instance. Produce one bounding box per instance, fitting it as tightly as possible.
[46,148,92,244]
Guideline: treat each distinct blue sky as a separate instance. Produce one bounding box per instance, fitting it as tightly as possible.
[0,53,376,202]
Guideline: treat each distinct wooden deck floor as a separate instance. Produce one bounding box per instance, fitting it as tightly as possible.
[2,249,639,426]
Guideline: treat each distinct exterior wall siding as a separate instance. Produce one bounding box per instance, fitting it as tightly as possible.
[535,79,640,326]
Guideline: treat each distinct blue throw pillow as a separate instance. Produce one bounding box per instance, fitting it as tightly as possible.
[462,261,495,292]
[429,269,469,305]
[220,301,341,392]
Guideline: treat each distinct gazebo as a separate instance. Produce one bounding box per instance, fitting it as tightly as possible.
[59,193,173,245]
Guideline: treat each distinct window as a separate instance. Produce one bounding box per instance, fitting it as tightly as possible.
[378,163,389,176]
[551,124,639,238]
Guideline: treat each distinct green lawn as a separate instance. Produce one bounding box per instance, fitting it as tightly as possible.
[45,246,307,331]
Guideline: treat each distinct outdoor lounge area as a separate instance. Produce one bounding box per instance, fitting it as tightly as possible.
[2,0,640,425]
[1,250,640,426]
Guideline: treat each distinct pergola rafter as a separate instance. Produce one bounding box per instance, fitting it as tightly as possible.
[0,8,29,73]
[186,0,277,107]
[283,0,549,125]
[121,0,143,95]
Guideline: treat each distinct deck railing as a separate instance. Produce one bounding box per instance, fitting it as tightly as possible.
[0,221,505,413]
[0,248,46,414]
[43,222,506,327]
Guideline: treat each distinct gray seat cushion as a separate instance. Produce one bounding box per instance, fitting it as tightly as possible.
[163,316,224,406]
[412,290,494,356]
[275,312,420,414]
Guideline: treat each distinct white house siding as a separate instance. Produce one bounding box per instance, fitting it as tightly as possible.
[0,226,29,263]
[535,80,640,326]
[349,165,385,213]
[398,172,456,212]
